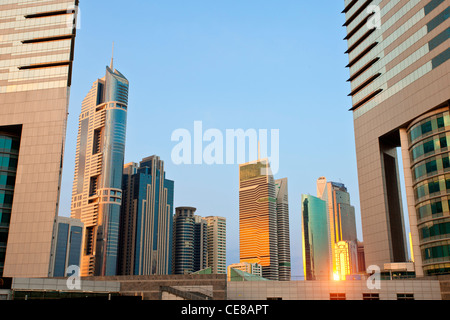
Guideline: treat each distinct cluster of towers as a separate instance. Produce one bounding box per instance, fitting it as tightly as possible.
[69,62,226,277]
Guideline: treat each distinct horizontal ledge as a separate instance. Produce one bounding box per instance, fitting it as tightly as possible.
[348,73,381,96]
[346,42,379,68]
[349,88,383,111]
[22,35,74,44]
[343,0,372,27]
[24,10,75,19]
[18,61,71,70]
[348,57,380,82]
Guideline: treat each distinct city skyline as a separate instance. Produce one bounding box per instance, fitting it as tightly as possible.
[58,0,361,280]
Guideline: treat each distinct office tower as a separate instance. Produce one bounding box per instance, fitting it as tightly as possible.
[70,59,129,276]
[334,240,358,281]
[239,158,291,280]
[342,0,450,276]
[320,179,357,245]
[116,162,138,275]
[172,207,196,274]
[118,156,174,276]
[275,178,291,281]
[206,216,227,274]
[317,176,327,199]
[49,216,83,277]
[194,215,208,272]
[0,1,78,278]
[301,194,331,280]
[318,178,358,278]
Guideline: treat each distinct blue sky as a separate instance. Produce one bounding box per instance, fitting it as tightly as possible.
[59,0,360,279]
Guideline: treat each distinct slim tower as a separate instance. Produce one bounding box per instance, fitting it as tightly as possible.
[172,207,196,274]
[239,158,280,280]
[275,178,291,281]
[118,156,174,275]
[70,58,129,276]
[0,1,78,278]
[206,216,227,274]
[318,178,358,278]
[301,194,331,280]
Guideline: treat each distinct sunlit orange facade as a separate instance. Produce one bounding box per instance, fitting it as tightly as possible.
[239,159,280,280]
[334,241,358,281]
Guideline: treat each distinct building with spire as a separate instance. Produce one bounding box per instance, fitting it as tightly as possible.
[70,52,129,277]
[239,157,291,280]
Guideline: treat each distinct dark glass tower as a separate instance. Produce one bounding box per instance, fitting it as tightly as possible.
[118,156,174,275]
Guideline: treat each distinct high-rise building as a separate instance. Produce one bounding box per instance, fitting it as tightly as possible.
[49,216,83,277]
[206,216,227,274]
[194,215,208,272]
[319,178,358,278]
[301,194,331,280]
[70,59,129,276]
[239,158,291,280]
[334,240,359,281]
[117,156,174,276]
[275,178,291,281]
[0,1,78,278]
[342,0,450,276]
[319,178,358,246]
[172,206,197,274]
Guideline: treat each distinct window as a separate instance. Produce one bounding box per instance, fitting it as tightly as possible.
[363,293,380,300]
[330,293,346,300]
[397,293,414,300]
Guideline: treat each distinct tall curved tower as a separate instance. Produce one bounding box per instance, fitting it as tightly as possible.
[71,60,129,276]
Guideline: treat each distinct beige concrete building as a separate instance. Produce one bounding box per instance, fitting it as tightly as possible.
[0,0,78,278]
[205,216,226,274]
[343,0,450,276]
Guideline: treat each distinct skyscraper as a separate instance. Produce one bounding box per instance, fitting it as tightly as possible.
[70,59,129,276]
[193,215,208,272]
[0,0,78,278]
[206,216,227,274]
[118,156,174,276]
[301,194,330,280]
[319,178,357,246]
[343,0,450,276]
[239,158,291,280]
[275,178,291,281]
[49,216,83,277]
[172,206,197,274]
[318,177,358,278]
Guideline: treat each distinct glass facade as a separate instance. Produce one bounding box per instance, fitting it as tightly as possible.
[301,194,330,280]
[0,131,20,277]
[70,63,129,277]
[119,156,174,276]
[173,207,195,274]
[408,110,450,275]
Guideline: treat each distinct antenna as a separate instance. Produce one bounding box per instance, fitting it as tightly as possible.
[258,140,261,160]
[110,42,114,70]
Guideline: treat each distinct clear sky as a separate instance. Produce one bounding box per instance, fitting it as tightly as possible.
[59,0,361,279]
